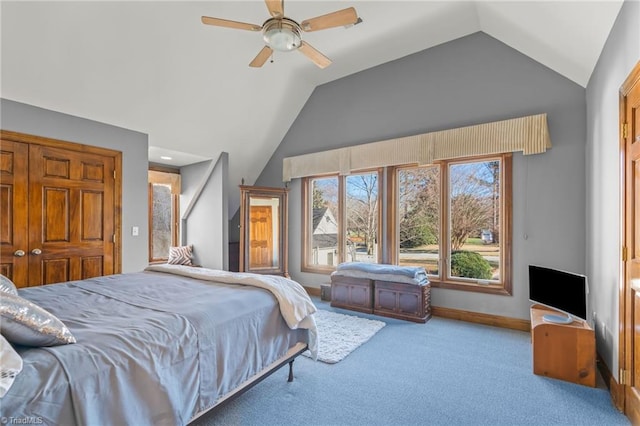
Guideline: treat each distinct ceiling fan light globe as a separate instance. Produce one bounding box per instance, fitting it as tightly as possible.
[264,27,301,52]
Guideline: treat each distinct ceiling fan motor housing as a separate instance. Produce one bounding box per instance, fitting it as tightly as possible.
[262,17,302,51]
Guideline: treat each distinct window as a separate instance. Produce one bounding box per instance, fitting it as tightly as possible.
[397,165,441,275]
[308,176,339,268]
[148,169,180,262]
[302,154,511,294]
[302,170,381,271]
[345,173,380,263]
[393,154,512,294]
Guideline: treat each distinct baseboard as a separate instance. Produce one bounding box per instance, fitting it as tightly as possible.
[304,286,321,297]
[308,287,530,331]
[597,353,624,412]
[431,306,531,332]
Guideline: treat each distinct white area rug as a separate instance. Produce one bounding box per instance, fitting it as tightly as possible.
[303,310,386,364]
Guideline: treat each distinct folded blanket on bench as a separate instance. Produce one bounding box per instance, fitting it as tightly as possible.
[332,262,429,286]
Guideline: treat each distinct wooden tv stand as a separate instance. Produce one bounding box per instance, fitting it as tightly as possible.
[530,304,595,387]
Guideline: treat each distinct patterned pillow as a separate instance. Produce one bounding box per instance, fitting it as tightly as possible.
[0,275,17,295]
[0,292,76,347]
[0,334,22,398]
[168,245,193,265]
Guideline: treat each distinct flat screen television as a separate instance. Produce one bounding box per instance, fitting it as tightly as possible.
[528,265,588,324]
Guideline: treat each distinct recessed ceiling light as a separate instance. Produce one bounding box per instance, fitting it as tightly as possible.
[160,156,173,160]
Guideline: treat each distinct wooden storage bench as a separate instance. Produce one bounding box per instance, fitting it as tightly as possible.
[373,279,431,323]
[330,275,373,314]
[330,263,431,323]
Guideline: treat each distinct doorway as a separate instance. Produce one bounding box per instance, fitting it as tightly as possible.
[620,60,640,422]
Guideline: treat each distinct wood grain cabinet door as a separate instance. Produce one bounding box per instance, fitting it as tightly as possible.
[0,140,29,286]
[28,145,115,286]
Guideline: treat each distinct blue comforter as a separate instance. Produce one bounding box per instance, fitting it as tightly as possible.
[2,271,310,425]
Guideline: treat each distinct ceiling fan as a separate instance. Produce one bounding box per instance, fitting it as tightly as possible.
[201,0,361,69]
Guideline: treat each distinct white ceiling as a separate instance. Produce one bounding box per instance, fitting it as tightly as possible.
[1,0,623,208]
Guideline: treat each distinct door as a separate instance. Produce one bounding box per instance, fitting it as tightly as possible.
[0,140,29,285]
[29,144,115,285]
[622,61,640,422]
[0,131,120,288]
[249,205,273,269]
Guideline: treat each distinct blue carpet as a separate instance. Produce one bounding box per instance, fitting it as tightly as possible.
[193,298,629,426]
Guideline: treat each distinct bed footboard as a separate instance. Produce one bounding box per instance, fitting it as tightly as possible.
[189,342,308,423]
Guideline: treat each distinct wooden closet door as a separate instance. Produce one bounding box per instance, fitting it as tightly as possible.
[0,140,29,287]
[28,145,115,285]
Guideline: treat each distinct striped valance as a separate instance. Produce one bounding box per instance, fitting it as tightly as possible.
[282,113,551,182]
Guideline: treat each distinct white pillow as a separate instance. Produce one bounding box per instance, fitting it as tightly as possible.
[0,334,23,398]
[167,245,193,266]
[0,275,18,295]
[0,292,76,347]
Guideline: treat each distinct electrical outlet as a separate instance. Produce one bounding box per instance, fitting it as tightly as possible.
[601,321,607,341]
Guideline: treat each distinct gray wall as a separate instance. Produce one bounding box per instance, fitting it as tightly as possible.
[0,98,149,273]
[586,0,640,380]
[180,153,229,270]
[255,32,587,321]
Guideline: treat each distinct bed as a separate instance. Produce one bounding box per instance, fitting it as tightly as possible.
[0,264,317,425]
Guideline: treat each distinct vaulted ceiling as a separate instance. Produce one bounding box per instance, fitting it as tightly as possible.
[1,1,623,196]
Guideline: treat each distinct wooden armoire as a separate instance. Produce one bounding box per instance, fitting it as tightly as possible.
[0,130,122,288]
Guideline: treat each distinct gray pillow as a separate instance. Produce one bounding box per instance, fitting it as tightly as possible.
[0,292,76,347]
[0,275,17,296]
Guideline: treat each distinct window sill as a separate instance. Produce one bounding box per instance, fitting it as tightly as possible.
[430,278,512,296]
[300,265,335,275]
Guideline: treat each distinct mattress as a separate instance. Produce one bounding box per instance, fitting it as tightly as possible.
[1,269,313,425]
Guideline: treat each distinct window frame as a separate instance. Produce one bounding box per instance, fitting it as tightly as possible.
[389,153,512,295]
[301,168,383,273]
[148,167,181,263]
[301,154,512,295]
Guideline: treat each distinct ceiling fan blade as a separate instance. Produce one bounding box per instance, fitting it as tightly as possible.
[265,0,284,18]
[201,16,262,32]
[249,46,274,68]
[298,41,331,69]
[300,7,359,32]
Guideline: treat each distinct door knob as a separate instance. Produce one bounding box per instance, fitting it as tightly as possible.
[31,248,42,255]
[14,250,25,257]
